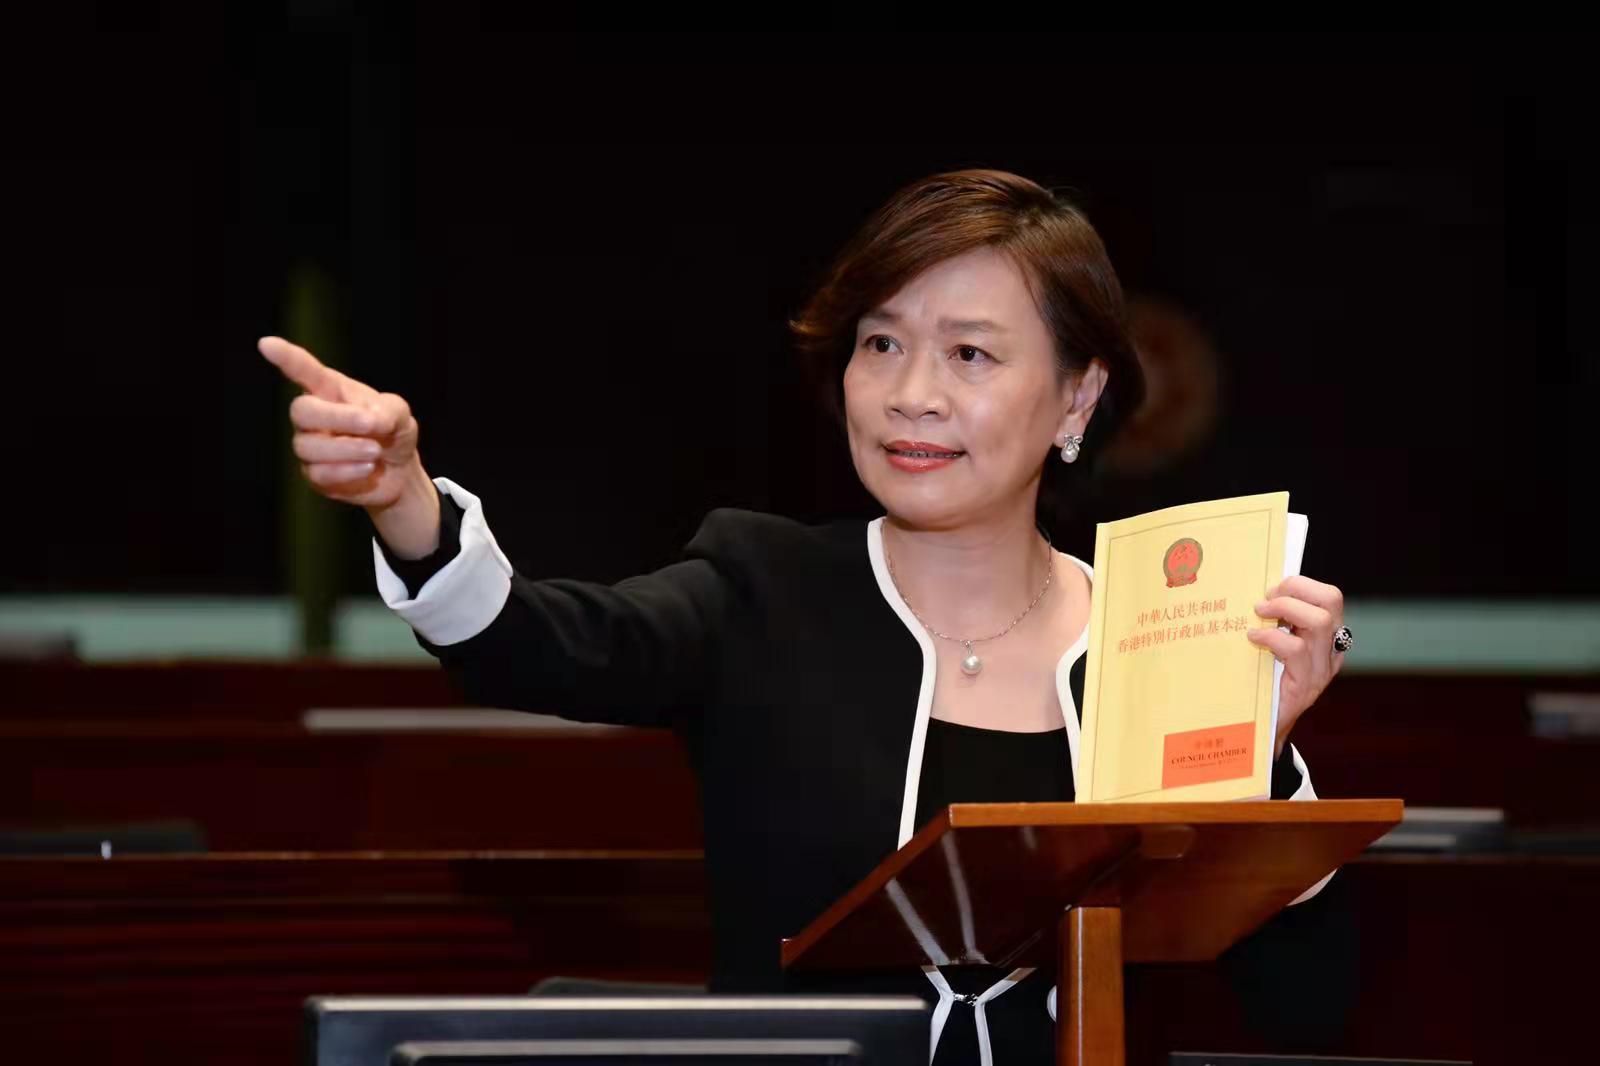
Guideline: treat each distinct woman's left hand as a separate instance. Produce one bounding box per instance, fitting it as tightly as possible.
[1247,575,1347,758]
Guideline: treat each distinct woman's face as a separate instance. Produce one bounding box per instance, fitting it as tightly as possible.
[843,247,1087,531]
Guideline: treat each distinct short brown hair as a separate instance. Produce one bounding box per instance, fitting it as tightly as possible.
[790,169,1144,514]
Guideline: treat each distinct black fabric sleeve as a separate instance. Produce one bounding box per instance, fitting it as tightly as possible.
[374,485,465,600]
[409,506,751,729]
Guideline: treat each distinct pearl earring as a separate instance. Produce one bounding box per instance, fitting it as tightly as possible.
[1059,433,1083,464]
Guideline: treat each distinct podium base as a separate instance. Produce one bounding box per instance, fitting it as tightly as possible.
[1059,906,1125,1066]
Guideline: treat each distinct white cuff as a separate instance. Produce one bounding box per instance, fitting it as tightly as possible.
[372,477,513,646]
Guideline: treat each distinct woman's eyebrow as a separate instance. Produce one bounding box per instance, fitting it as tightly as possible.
[936,317,1007,335]
[859,309,1008,335]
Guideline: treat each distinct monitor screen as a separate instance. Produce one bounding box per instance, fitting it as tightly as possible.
[306,995,927,1066]
[390,1037,863,1065]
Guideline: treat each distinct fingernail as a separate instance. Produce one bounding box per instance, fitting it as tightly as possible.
[1255,600,1268,611]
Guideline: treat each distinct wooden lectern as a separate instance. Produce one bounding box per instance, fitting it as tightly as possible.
[782,799,1402,1066]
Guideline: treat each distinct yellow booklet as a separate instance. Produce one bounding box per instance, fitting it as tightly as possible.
[1076,492,1308,803]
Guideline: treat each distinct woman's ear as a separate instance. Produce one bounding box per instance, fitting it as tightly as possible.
[1057,358,1109,439]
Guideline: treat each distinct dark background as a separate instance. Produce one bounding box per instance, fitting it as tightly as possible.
[5,17,1589,599]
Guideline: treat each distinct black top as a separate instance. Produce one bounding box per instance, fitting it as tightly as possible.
[916,720,1073,1064]
[914,718,1074,830]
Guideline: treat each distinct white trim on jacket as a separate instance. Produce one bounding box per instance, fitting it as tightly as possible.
[865,516,1094,847]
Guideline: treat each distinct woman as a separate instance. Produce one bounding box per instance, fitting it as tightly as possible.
[261,169,1349,1065]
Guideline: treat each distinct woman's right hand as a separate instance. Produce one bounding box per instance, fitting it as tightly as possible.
[259,335,442,559]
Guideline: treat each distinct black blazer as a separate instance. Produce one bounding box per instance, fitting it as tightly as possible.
[375,478,1317,992]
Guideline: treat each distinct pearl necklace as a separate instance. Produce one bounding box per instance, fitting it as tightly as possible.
[884,530,1055,677]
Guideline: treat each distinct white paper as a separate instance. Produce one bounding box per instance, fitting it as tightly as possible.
[1269,512,1309,756]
